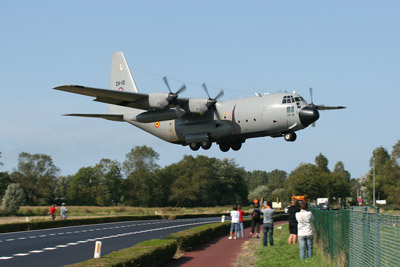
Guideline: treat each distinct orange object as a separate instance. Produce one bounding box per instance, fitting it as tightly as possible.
[253,199,259,204]
[291,195,307,203]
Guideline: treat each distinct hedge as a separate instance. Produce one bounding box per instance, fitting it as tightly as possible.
[66,239,178,267]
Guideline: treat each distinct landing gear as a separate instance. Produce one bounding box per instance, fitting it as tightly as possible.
[284,131,297,142]
[231,142,242,151]
[219,143,230,152]
[189,142,201,151]
[201,141,212,150]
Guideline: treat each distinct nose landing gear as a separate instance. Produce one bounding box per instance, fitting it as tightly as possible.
[284,131,297,142]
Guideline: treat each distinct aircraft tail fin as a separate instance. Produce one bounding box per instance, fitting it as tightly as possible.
[108,52,139,114]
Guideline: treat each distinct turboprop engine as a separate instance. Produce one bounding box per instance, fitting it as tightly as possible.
[124,108,185,123]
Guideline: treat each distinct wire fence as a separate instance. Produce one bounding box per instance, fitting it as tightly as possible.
[312,207,400,267]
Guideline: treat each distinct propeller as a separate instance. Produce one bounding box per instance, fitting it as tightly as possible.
[202,82,224,120]
[163,76,186,106]
[308,87,346,111]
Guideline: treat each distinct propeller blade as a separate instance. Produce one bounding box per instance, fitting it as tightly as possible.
[202,83,211,99]
[163,76,172,93]
[176,84,186,95]
[309,87,314,105]
[214,90,224,100]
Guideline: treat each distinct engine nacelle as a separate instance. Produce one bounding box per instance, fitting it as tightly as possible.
[188,98,209,114]
[148,92,170,109]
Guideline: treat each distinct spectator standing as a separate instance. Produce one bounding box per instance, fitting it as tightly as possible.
[228,205,240,240]
[261,201,275,246]
[49,204,57,220]
[287,199,301,244]
[296,202,314,259]
[60,203,68,219]
[249,203,261,238]
[237,205,246,238]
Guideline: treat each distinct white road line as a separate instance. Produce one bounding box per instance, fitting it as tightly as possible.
[13,253,29,256]
[49,233,56,236]
[56,245,68,248]
[6,239,15,241]
[0,257,13,260]
[44,247,57,250]
[67,242,78,245]
[77,240,88,243]
[29,236,36,239]
[39,235,47,237]
[73,231,80,233]
[18,237,27,240]
[57,233,64,235]
[30,250,44,253]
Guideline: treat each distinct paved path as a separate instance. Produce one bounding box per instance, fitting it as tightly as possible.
[166,221,287,267]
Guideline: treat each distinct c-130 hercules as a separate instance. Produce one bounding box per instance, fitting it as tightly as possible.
[54,52,345,152]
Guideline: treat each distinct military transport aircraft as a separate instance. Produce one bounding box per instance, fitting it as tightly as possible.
[54,52,345,152]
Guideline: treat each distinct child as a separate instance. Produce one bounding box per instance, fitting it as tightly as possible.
[229,205,240,239]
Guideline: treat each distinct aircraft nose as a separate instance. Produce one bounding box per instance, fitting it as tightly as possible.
[299,106,319,127]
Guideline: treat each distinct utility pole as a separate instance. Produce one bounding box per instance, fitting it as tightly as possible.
[373,157,376,207]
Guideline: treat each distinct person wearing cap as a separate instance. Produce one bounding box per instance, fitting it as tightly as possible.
[60,203,68,220]
[287,199,301,244]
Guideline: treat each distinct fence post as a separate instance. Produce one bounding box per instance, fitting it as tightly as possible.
[375,207,380,267]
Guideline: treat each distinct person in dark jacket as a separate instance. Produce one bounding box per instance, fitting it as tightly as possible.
[287,199,301,244]
[249,203,261,238]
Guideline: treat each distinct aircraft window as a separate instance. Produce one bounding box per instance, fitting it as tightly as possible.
[287,107,291,113]
[291,106,294,113]
[290,96,295,102]
[295,97,300,102]
[246,119,248,122]
[254,118,256,121]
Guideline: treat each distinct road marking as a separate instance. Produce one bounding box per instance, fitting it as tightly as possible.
[13,253,29,256]
[0,218,219,261]
[30,250,44,253]
[6,239,15,241]
[39,235,47,237]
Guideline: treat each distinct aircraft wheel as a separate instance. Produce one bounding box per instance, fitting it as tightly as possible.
[201,141,212,150]
[290,132,297,142]
[219,143,230,152]
[231,142,242,151]
[189,142,201,151]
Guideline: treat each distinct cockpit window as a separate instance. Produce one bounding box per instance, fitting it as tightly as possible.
[282,95,298,104]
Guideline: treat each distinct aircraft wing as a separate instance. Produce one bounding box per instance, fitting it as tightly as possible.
[54,85,150,110]
[64,114,124,121]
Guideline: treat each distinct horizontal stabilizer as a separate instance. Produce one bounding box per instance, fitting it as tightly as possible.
[64,114,124,121]
[54,85,149,110]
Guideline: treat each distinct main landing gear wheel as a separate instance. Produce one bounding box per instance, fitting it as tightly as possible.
[189,142,201,151]
[231,142,242,151]
[284,132,297,142]
[219,143,230,152]
[201,141,212,150]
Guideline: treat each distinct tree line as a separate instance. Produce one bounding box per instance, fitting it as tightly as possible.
[1,140,399,212]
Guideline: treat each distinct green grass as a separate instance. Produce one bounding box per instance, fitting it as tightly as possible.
[255,223,334,267]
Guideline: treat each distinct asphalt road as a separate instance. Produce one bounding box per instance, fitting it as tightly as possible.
[0,217,220,267]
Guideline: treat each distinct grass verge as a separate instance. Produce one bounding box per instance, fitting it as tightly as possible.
[237,222,334,267]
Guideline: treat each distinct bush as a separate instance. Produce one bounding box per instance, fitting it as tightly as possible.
[1,183,25,215]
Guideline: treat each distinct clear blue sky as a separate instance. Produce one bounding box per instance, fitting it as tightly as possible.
[1,1,399,179]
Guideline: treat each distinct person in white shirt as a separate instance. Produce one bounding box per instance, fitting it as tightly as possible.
[295,202,314,259]
[228,205,240,240]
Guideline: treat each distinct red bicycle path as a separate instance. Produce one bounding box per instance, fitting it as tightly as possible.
[166,221,287,267]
